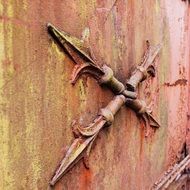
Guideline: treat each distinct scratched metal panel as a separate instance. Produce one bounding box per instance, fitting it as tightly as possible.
[0,0,189,190]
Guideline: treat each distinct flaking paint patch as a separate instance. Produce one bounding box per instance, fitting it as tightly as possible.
[25,105,42,190]
[0,15,14,190]
[0,22,5,88]
[5,0,14,18]
[1,2,37,189]
[0,12,10,190]
[47,40,74,130]
[155,0,160,14]
[46,41,66,100]
[2,2,14,81]
[0,2,3,14]
[159,41,170,84]
[49,42,66,62]
[4,20,13,61]
[78,0,88,25]
[0,16,13,190]
[22,0,28,11]
[0,116,14,190]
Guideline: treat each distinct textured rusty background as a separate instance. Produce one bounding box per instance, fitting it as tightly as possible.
[0,0,189,190]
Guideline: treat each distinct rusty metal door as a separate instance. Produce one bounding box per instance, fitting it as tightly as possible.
[0,0,190,190]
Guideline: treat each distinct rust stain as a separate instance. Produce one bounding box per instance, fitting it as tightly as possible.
[79,169,92,190]
[164,78,188,87]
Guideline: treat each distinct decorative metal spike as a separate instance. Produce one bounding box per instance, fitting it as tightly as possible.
[151,155,190,190]
[126,42,161,91]
[49,95,126,186]
[47,23,95,64]
[50,135,97,186]
[47,23,137,99]
[126,99,160,128]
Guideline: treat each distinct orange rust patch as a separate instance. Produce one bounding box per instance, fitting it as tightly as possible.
[79,168,92,190]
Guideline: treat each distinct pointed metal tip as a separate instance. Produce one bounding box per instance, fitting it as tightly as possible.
[49,181,55,187]
[46,23,61,42]
[47,22,53,28]
[49,173,60,187]
[46,22,95,65]
[47,23,55,33]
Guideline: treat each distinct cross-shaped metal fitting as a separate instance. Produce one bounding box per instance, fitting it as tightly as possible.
[47,23,161,186]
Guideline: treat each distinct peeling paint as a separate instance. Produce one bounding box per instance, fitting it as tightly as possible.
[164,78,188,87]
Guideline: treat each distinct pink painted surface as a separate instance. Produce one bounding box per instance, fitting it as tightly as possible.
[0,0,189,190]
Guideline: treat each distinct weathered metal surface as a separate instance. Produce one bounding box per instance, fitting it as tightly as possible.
[151,154,190,189]
[0,1,189,190]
